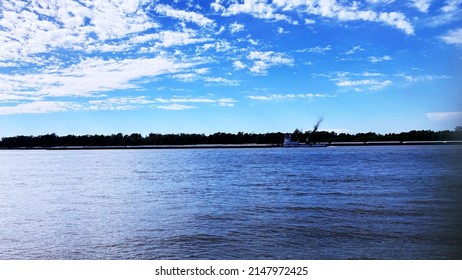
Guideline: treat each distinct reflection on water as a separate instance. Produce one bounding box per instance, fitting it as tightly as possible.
[0,146,461,259]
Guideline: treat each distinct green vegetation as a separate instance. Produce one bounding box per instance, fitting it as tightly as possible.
[1,127,461,148]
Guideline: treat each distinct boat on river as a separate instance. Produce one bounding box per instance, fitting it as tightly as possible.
[284,118,327,147]
[283,135,327,147]
[283,135,300,147]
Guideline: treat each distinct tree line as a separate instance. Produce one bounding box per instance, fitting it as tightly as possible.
[0,127,461,148]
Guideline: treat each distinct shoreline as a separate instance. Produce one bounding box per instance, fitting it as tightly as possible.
[1,141,462,150]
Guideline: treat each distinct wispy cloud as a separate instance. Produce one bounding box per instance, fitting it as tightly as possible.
[366,0,396,4]
[229,22,245,33]
[247,93,333,101]
[336,79,393,90]
[368,55,393,63]
[0,101,82,115]
[155,96,238,107]
[214,0,292,23]
[0,0,158,62]
[0,57,195,101]
[204,77,240,86]
[426,112,462,121]
[155,104,196,111]
[0,94,239,115]
[441,0,462,13]
[153,29,212,48]
[88,96,153,111]
[233,61,247,70]
[213,0,415,34]
[154,4,215,27]
[273,0,414,34]
[411,0,432,13]
[154,98,237,110]
[424,0,462,27]
[298,45,332,54]
[345,46,364,55]
[247,51,294,75]
[396,74,451,83]
[440,28,462,45]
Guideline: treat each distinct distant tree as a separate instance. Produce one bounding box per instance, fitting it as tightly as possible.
[2,128,462,148]
[291,129,302,142]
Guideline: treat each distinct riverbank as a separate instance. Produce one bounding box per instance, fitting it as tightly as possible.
[328,140,462,146]
[50,144,279,150]
[1,141,462,150]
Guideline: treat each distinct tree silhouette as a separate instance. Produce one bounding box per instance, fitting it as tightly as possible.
[1,128,461,148]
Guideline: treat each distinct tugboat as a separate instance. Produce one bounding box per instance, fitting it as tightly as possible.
[283,135,300,147]
[283,118,327,147]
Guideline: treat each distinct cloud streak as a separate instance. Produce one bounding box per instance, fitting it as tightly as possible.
[0,57,195,101]
[0,101,82,115]
[426,112,462,121]
[247,93,333,101]
[246,51,294,75]
[440,28,462,45]
[154,4,215,27]
[336,79,393,90]
[224,0,416,34]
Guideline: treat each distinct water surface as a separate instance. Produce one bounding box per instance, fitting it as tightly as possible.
[1,146,461,259]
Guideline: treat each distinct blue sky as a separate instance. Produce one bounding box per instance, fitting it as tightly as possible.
[0,0,461,137]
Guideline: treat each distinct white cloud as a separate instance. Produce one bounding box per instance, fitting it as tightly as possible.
[154,29,211,48]
[173,73,199,82]
[154,4,215,27]
[361,72,384,77]
[368,55,393,63]
[247,93,332,101]
[0,56,196,100]
[88,96,153,111]
[216,98,238,107]
[411,0,432,13]
[299,45,332,54]
[424,1,462,27]
[397,74,451,83]
[233,60,247,70]
[156,97,214,104]
[156,104,196,110]
[0,0,158,62]
[204,77,240,86]
[378,12,414,35]
[195,68,210,75]
[202,40,233,53]
[220,0,292,23]
[336,79,393,90]
[345,46,364,55]
[304,19,316,25]
[247,51,294,75]
[426,112,462,121]
[229,22,245,33]
[441,0,462,13]
[153,95,237,110]
[440,28,462,45]
[272,0,414,34]
[277,27,288,34]
[0,101,82,115]
[0,93,239,114]
[366,0,396,4]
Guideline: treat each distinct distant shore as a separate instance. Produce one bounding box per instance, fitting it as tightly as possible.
[2,129,461,149]
[1,140,461,150]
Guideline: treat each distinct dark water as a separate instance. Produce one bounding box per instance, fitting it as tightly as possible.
[1,146,461,259]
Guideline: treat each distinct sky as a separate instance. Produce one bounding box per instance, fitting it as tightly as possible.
[0,0,461,137]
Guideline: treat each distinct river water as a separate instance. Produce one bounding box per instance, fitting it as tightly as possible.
[0,146,461,259]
